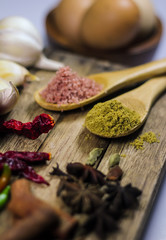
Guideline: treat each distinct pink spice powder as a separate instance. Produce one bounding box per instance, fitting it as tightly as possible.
[40,66,103,105]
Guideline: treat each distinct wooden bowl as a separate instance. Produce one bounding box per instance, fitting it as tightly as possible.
[45,8,163,66]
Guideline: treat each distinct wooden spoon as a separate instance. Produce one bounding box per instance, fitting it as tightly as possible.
[34,58,166,111]
[85,76,166,138]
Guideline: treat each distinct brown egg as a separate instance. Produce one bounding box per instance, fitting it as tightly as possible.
[54,0,96,45]
[132,0,157,38]
[80,0,140,49]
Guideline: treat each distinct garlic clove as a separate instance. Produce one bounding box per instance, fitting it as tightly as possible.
[0,16,63,71]
[0,29,42,67]
[0,16,43,46]
[0,78,19,115]
[34,54,64,70]
[0,60,39,86]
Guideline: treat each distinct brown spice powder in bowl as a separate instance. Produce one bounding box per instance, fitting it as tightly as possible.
[40,66,103,106]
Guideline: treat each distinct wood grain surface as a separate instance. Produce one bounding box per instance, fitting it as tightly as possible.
[0,49,165,240]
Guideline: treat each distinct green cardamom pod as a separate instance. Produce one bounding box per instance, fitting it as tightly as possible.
[86,148,103,166]
[108,153,120,168]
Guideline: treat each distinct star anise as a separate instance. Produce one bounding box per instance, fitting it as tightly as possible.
[57,179,103,214]
[103,183,142,210]
[66,162,106,185]
[82,204,117,239]
[50,162,142,239]
[50,163,70,177]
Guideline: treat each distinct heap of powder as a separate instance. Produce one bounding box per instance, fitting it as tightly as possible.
[85,99,141,137]
[130,131,160,150]
[40,66,103,105]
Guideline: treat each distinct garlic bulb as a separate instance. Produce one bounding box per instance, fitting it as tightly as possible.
[0,16,64,70]
[0,78,19,115]
[0,59,39,86]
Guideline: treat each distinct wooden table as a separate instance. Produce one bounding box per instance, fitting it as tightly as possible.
[0,49,166,240]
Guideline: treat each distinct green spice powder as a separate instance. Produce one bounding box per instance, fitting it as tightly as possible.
[85,100,141,137]
[130,131,160,150]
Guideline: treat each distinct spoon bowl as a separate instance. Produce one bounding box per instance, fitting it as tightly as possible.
[34,58,166,111]
[85,76,166,138]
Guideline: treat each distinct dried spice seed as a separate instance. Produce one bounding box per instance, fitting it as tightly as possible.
[0,113,55,139]
[106,165,123,181]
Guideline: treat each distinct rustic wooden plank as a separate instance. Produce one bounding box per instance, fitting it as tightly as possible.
[0,50,165,240]
[99,93,166,240]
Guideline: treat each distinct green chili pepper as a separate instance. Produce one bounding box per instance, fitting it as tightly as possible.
[0,185,10,209]
[0,163,11,192]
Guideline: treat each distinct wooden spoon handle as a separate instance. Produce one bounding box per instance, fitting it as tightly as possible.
[124,76,166,110]
[99,58,166,87]
[120,58,166,83]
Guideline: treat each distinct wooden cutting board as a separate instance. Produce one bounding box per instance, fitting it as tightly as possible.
[0,49,165,240]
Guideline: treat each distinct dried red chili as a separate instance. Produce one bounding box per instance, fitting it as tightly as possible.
[0,113,55,139]
[0,164,3,171]
[1,151,51,162]
[21,166,49,185]
[0,158,28,171]
[0,151,50,185]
